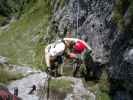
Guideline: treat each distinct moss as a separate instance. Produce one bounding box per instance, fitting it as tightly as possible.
[0,15,6,22]
[50,79,73,99]
[128,1,133,19]
[83,80,110,100]
[63,66,74,76]
[0,68,24,84]
[50,79,73,93]
[96,91,111,100]
[82,95,92,100]
[112,0,124,30]
[117,18,125,31]
[112,0,133,32]
[59,0,65,8]
[38,79,73,100]
[112,10,122,24]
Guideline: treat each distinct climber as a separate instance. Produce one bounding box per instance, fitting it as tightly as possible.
[63,37,92,77]
[44,37,92,76]
[45,39,66,76]
[63,37,92,56]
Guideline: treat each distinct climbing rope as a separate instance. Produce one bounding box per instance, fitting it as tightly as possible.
[46,74,51,100]
[76,0,79,35]
[72,0,80,38]
[39,74,51,100]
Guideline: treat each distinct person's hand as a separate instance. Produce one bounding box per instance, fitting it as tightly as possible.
[68,53,77,59]
[90,51,95,56]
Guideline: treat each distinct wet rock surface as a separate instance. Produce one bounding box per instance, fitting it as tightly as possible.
[63,76,95,100]
[0,56,8,65]
[7,66,95,100]
[8,68,47,100]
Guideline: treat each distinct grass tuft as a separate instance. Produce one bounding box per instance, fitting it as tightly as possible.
[0,67,24,84]
[0,0,50,69]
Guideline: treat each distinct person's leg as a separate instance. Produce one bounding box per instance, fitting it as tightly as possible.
[60,56,64,75]
[45,46,51,71]
[56,56,63,76]
[83,51,93,80]
[50,62,57,76]
[73,64,80,77]
[60,64,63,75]
[73,59,81,77]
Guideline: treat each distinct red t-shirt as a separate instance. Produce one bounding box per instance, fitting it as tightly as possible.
[73,40,86,54]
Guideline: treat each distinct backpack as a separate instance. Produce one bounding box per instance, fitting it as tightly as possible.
[48,40,65,57]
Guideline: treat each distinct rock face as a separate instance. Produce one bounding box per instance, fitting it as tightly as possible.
[109,32,133,80]
[107,0,133,98]
[49,0,133,99]
[0,0,132,99]
[50,0,113,63]
[108,26,133,99]
[62,76,95,100]
[8,71,47,100]
[7,66,95,100]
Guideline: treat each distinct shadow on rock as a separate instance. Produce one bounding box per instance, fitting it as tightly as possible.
[82,56,105,82]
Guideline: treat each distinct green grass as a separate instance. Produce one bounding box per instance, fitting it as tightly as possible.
[63,66,74,76]
[59,0,65,8]
[62,60,85,76]
[49,79,73,99]
[82,95,93,100]
[0,67,24,84]
[96,91,111,100]
[38,78,73,100]
[50,79,73,93]
[0,0,50,68]
[0,0,66,69]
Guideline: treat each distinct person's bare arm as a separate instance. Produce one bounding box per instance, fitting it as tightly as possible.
[79,40,92,51]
